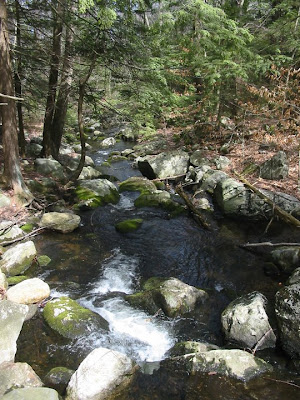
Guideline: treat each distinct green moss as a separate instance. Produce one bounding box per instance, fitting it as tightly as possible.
[20,224,34,233]
[119,177,156,194]
[108,155,127,163]
[101,161,111,167]
[43,296,108,339]
[115,218,143,233]
[75,185,119,209]
[142,277,166,291]
[125,291,159,315]
[154,181,165,190]
[134,192,185,216]
[7,275,29,285]
[37,255,51,267]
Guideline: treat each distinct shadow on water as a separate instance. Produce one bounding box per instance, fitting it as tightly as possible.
[15,138,300,399]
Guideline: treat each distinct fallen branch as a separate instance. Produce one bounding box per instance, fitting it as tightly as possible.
[175,184,210,230]
[1,227,47,247]
[241,241,300,248]
[0,92,24,101]
[263,377,300,389]
[251,328,273,355]
[234,170,300,228]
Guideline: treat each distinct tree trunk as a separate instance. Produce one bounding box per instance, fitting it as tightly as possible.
[51,20,74,158]
[42,0,63,157]
[14,0,26,157]
[0,0,31,201]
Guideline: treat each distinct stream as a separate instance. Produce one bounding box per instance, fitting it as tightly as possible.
[16,137,300,399]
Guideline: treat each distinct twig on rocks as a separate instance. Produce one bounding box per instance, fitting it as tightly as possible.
[1,227,48,247]
[263,377,300,389]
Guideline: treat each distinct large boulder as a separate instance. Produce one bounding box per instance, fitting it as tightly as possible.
[75,179,119,209]
[6,278,50,305]
[138,150,189,179]
[119,176,157,194]
[127,277,208,318]
[100,137,116,148]
[275,282,300,359]
[0,300,28,363]
[43,296,109,339]
[34,158,66,181]
[62,154,95,171]
[44,367,74,395]
[270,246,300,274]
[221,292,276,350]
[0,362,43,397]
[39,212,81,233]
[260,151,289,180]
[2,388,60,400]
[66,348,138,400]
[0,222,25,245]
[174,349,272,381]
[78,166,102,180]
[119,127,137,142]
[0,241,37,276]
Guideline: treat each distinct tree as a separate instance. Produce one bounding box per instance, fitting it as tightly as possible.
[0,0,32,202]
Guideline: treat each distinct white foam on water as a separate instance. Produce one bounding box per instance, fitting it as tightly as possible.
[90,248,139,295]
[112,193,135,210]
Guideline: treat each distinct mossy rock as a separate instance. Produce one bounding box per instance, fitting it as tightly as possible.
[119,177,157,194]
[125,291,159,315]
[108,155,127,163]
[75,179,120,210]
[37,255,51,267]
[44,366,74,395]
[134,191,185,216]
[20,224,34,233]
[169,341,219,357]
[115,219,143,233]
[43,296,109,339]
[7,275,29,285]
[154,181,166,190]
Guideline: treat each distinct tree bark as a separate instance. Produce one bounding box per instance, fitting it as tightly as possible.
[51,19,74,158]
[42,0,63,157]
[0,0,31,201]
[14,0,26,157]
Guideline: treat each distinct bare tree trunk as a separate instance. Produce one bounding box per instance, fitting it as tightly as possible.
[51,20,74,158]
[42,0,63,157]
[14,0,26,156]
[0,0,31,201]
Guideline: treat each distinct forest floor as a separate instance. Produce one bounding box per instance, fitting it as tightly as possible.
[0,118,299,226]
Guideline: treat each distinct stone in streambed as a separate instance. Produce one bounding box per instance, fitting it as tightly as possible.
[6,278,50,305]
[39,212,81,233]
[115,219,143,233]
[43,296,109,339]
[119,176,157,194]
[44,367,75,395]
[0,221,25,245]
[0,241,37,277]
[2,387,60,400]
[75,179,119,210]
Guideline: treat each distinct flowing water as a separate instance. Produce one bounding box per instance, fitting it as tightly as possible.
[15,138,300,399]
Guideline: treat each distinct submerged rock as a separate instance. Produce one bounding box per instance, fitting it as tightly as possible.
[0,300,28,363]
[115,218,143,233]
[66,347,138,400]
[221,292,276,350]
[43,296,109,339]
[134,190,184,215]
[127,277,208,318]
[2,387,60,400]
[275,282,300,359]
[0,241,37,276]
[270,246,300,274]
[6,278,50,305]
[0,362,43,397]
[138,150,189,179]
[76,179,119,210]
[39,212,81,233]
[260,151,289,180]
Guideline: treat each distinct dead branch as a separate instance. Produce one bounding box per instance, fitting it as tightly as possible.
[241,241,300,248]
[1,227,48,247]
[0,92,24,101]
[251,328,273,355]
[234,170,300,228]
[175,184,210,230]
[263,377,300,389]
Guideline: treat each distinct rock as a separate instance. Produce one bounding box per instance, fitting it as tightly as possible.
[260,151,289,180]
[37,255,51,267]
[6,278,50,305]
[221,292,276,350]
[119,127,137,142]
[2,387,60,400]
[287,267,300,285]
[115,219,143,233]
[214,156,231,170]
[175,349,272,381]
[39,212,81,233]
[7,275,28,286]
[0,241,37,276]
[66,348,138,400]
[61,154,95,171]
[168,341,219,356]
[43,296,109,339]
[0,269,8,291]
[0,362,43,397]
[127,277,208,318]
[119,176,157,194]
[200,169,228,194]
[133,139,168,156]
[270,246,300,274]
[34,158,66,181]
[275,282,300,359]
[0,300,28,363]
[100,137,116,148]
[189,150,210,167]
[0,222,25,245]
[138,150,189,179]
[0,192,11,208]
[44,367,74,395]
[75,179,119,209]
[73,143,92,153]
[26,143,42,157]
[134,190,184,215]
[78,166,102,180]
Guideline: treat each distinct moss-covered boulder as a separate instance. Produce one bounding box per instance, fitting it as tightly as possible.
[43,297,109,339]
[134,190,184,216]
[168,341,219,357]
[39,212,81,233]
[0,241,37,277]
[119,176,157,194]
[115,219,143,233]
[127,277,208,318]
[2,387,60,400]
[75,179,119,210]
[37,255,51,267]
[7,276,29,286]
[44,367,74,395]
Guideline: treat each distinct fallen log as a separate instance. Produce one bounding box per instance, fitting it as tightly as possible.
[175,184,210,230]
[234,170,300,228]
